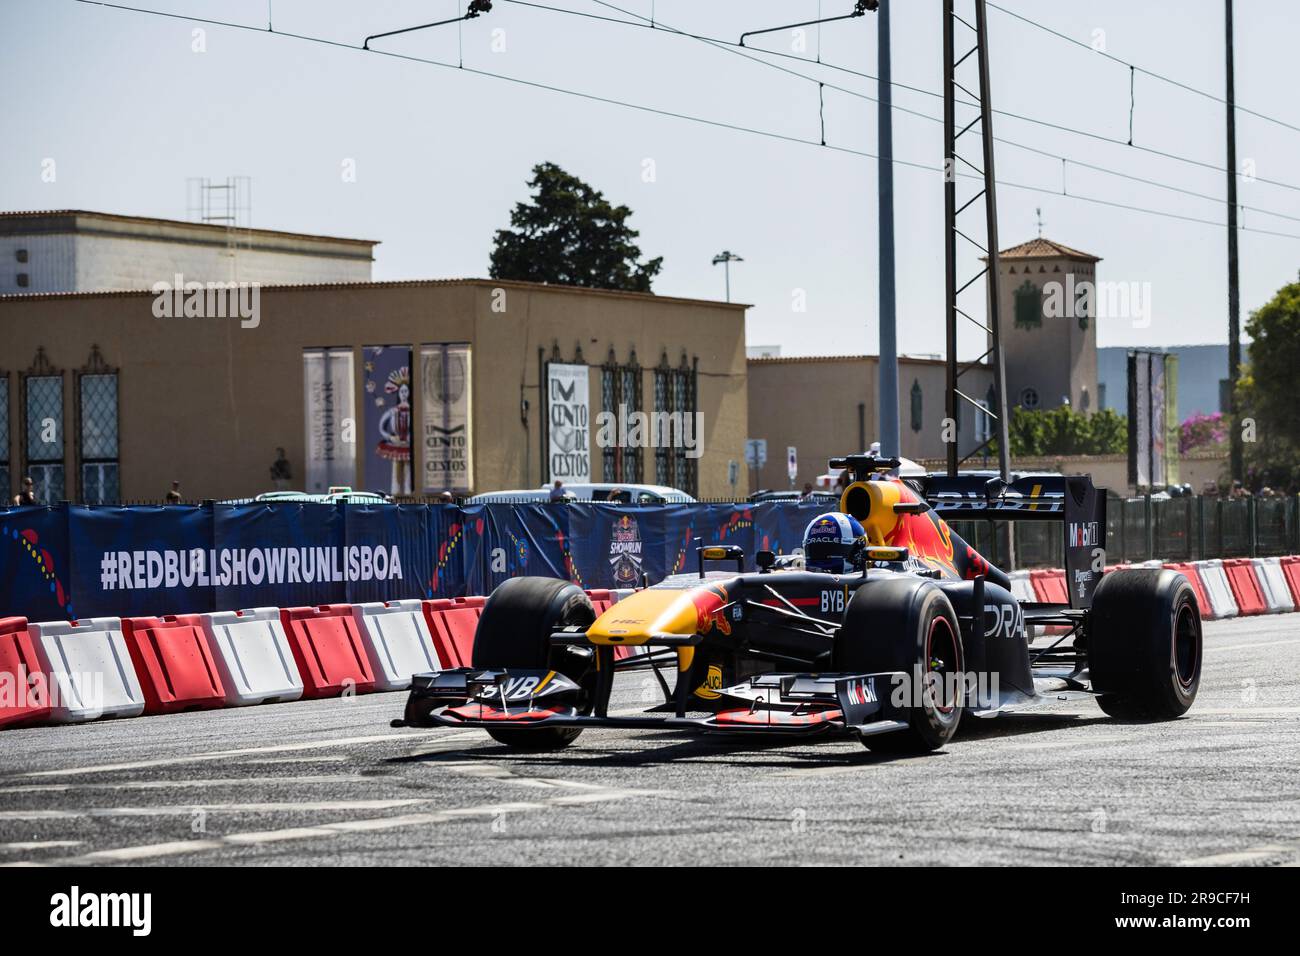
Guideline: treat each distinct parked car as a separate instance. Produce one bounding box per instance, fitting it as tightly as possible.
[468,483,695,505]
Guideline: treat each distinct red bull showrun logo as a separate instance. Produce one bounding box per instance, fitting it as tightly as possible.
[610,515,643,586]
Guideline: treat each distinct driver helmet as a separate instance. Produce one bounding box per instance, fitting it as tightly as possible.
[802,512,866,573]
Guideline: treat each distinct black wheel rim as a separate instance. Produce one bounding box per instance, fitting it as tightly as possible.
[925,615,961,716]
[1174,600,1199,689]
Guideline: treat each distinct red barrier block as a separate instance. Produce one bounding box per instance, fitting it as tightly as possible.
[0,617,50,729]
[421,599,466,669]
[279,605,377,698]
[1163,563,1211,618]
[1281,557,1300,606]
[122,615,227,715]
[1222,559,1266,616]
[1029,570,1068,604]
[425,599,482,669]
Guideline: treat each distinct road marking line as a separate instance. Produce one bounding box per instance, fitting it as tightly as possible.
[0,841,83,852]
[1205,639,1300,654]
[11,789,659,866]
[0,774,370,795]
[0,799,427,822]
[1178,841,1300,866]
[9,730,481,779]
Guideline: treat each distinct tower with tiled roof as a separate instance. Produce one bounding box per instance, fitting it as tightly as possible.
[994,236,1101,415]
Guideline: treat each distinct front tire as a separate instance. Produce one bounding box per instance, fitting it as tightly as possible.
[472,577,596,750]
[1088,569,1201,720]
[835,577,964,753]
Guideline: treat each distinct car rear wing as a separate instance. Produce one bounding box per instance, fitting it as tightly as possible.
[917,472,1107,609]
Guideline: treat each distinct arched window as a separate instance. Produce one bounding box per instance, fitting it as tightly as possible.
[909,380,923,432]
[21,347,64,504]
[77,345,120,504]
[601,348,643,483]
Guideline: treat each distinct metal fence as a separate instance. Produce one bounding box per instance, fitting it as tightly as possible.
[950,494,1300,570]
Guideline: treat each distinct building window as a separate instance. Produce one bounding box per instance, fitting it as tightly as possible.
[909,379,923,432]
[16,273,29,288]
[0,374,9,497]
[1020,386,1040,410]
[601,348,642,484]
[1013,280,1041,330]
[77,346,119,505]
[22,349,64,504]
[653,352,698,497]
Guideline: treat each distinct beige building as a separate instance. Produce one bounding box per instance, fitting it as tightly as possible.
[747,354,995,490]
[0,278,747,503]
[0,209,377,295]
[995,237,1101,413]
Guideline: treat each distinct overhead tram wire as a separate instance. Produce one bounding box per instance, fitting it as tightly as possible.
[987,0,1300,137]
[509,0,1300,200]
[577,0,1300,222]
[72,0,1300,242]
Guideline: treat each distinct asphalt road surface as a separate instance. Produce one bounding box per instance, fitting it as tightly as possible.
[2,616,1298,867]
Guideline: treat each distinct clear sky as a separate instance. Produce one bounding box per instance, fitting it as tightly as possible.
[4,0,1298,360]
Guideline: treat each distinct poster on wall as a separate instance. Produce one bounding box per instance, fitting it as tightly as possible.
[547,363,591,484]
[421,343,473,493]
[363,345,414,496]
[302,348,356,494]
[1150,352,1167,491]
[1127,350,1179,490]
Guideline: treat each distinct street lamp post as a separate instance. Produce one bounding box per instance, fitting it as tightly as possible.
[711,250,744,302]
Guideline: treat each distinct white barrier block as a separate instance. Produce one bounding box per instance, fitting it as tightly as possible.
[1253,558,1295,614]
[352,600,445,691]
[1007,570,1043,639]
[1194,560,1239,619]
[29,617,146,723]
[199,607,304,706]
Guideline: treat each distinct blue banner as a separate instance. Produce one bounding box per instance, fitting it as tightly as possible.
[69,504,214,619]
[429,504,469,598]
[0,505,73,623]
[213,503,345,610]
[344,503,432,604]
[1,501,839,622]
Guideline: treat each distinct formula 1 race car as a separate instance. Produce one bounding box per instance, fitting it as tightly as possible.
[398,454,1203,753]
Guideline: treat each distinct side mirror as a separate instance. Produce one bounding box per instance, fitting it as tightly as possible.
[755,550,776,572]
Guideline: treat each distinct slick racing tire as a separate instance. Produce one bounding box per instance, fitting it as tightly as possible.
[471,576,597,751]
[835,577,964,754]
[1088,568,1201,720]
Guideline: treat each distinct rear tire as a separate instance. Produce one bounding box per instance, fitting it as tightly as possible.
[472,577,596,750]
[834,577,964,753]
[1088,569,1201,720]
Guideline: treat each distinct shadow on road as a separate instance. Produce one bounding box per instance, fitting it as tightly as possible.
[386,708,1114,772]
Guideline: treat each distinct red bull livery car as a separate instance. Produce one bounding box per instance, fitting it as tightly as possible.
[397,454,1202,753]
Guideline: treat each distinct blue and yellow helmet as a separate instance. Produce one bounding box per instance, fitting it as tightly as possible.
[802,512,866,573]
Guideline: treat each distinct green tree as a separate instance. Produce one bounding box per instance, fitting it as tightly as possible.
[1007,406,1127,457]
[489,162,663,292]
[1240,278,1300,490]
